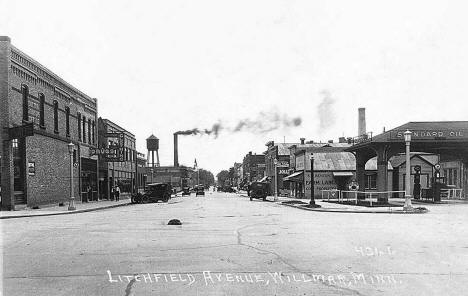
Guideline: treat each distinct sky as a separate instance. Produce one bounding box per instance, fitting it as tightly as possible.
[2,0,468,174]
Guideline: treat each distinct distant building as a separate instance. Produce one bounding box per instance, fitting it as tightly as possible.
[242,152,265,184]
[0,36,98,209]
[97,118,136,200]
[141,166,194,192]
[265,141,297,196]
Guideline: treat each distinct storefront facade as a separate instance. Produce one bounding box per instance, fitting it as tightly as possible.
[1,37,98,209]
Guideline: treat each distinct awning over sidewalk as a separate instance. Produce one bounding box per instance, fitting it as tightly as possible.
[258,176,270,182]
[332,172,353,177]
[283,171,303,182]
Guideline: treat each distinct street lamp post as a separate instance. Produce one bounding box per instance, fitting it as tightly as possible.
[273,158,278,201]
[403,130,414,211]
[67,142,76,211]
[309,153,316,206]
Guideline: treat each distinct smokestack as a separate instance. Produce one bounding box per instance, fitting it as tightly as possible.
[173,133,179,167]
[300,138,305,145]
[358,108,366,136]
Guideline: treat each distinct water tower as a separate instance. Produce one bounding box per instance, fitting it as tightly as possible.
[146,135,160,168]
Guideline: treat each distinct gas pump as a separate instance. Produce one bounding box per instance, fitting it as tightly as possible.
[413,165,421,200]
[431,164,445,202]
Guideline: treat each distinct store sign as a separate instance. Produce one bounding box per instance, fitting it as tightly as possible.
[278,169,290,175]
[28,162,35,176]
[90,132,125,162]
[296,155,305,170]
[304,172,338,198]
[276,161,289,168]
[390,130,468,140]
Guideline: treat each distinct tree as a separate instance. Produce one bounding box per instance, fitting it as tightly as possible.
[216,170,230,186]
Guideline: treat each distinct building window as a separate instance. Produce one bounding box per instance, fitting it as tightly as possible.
[73,150,77,163]
[365,174,377,190]
[82,116,86,143]
[92,120,95,144]
[53,100,59,133]
[454,169,458,187]
[22,85,29,121]
[65,107,70,136]
[88,118,91,144]
[39,93,45,128]
[77,113,81,141]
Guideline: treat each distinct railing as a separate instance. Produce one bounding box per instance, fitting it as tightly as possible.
[321,189,341,202]
[322,190,406,207]
[444,188,464,200]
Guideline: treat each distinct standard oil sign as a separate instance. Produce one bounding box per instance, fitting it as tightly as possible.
[390,130,468,140]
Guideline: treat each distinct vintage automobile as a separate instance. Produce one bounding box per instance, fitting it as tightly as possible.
[249,181,269,201]
[195,185,205,196]
[132,183,172,203]
[181,186,191,196]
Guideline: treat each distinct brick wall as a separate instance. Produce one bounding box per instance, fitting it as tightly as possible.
[26,134,79,206]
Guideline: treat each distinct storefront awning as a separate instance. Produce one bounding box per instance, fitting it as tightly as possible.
[283,171,303,182]
[258,176,269,182]
[332,172,354,177]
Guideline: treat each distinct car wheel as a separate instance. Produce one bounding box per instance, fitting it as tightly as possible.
[262,196,266,201]
[250,196,253,201]
[142,195,150,204]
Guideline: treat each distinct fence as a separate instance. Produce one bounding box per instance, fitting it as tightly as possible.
[444,188,464,200]
[321,190,406,207]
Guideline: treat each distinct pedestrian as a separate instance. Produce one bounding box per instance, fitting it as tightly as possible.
[110,186,115,201]
[115,185,121,201]
[87,185,93,201]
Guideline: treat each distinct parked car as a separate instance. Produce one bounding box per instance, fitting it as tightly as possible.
[132,183,172,203]
[195,185,205,196]
[249,181,269,201]
[181,186,191,196]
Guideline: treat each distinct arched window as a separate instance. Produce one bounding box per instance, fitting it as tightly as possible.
[92,120,96,144]
[77,113,82,141]
[82,116,86,143]
[53,100,59,133]
[65,107,70,136]
[88,118,91,144]
[22,85,29,121]
[39,93,45,128]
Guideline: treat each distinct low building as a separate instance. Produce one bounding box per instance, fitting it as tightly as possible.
[141,166,194,192]
[1,36,98,209]
[97,118,136,200]
[288,149,393,199]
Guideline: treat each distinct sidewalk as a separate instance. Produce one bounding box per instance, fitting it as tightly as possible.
[239,194,429,214]
[0,198,132,219]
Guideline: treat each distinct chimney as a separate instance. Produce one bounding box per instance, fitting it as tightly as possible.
[173,133,179,167]
[358,108,366,136]
[300,138,305,145]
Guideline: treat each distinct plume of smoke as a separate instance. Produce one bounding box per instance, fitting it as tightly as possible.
[317,90,336,131]
[175,112,301,138]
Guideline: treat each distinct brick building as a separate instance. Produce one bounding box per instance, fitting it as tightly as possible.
[0,36,98,210]
[97,118,137,199]
[242,152,265,183]
[265,141,294,195]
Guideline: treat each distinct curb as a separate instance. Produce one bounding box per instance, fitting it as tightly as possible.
[280,202,428,214]
[0,202,133,219]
